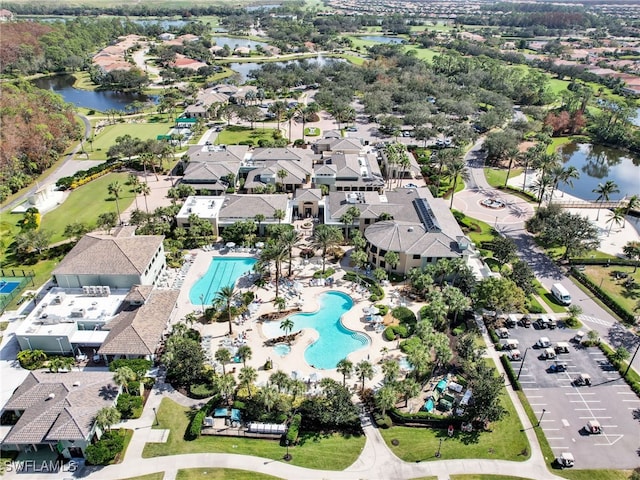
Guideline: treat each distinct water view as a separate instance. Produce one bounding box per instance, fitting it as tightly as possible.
[359,35,404,44]
[212,36,267,50]
[133,19,189,28]
[229,56,343,82]
[32,75,153,112]
[558,142,640,200]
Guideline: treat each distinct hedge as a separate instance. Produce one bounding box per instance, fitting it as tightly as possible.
[286,413,302,444]
[56,161,123,190]
[500,354,521,391]
[313,267,336,279]
[489,328,500,346]
[388,408,460,428]
[186,395,221,440]
[384,325,409,341]
[85,430,125,465]
[116,393,143,419]
[571,267,636,324]
[373,412,392,429]
[599,344,640,396]
[189,383,217,399]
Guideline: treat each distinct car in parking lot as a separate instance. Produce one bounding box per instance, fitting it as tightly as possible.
[508,349,522,361]
[535,315,553,329]
[536,336,551,348]
[555,452,575,468]
[497,327,509,338]
[520,315,532,328]
[584,420,602,434]
[346,126,357,132]
[554,342,570,354]
[539,347,557,359]
[574,373,591,386]
[547,361,567,373]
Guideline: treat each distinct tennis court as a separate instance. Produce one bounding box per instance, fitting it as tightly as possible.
[0,280,21,295]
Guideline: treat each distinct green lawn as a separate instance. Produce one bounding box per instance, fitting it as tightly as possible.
[402,46,440,63]
[548,78,570,96]
[90,122,174,160]
[177,469,282,480]
[142,398,365,471]
[547,137,573,154]
[484,167,524,189]
[304,127,321,136]
[534,284,567,314]
[453,211,496,245]
[580,265,640,315]
[216,125,279,146]
[338,53,367,65]
[41,172,135,243]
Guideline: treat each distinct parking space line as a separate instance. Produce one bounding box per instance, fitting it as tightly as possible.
[545,428,560,431]
[566,392,595,395]
[530,403,548,406]
[528,395,544,398]
[579,416,612,419]
[549,445,571,449]
[574,408,606,411]
[546,437,565,440]
[602,425,618,428]
[616,392,637,395]
[569,400,601,403]
[561,419,570,427]
[622,399,640,402]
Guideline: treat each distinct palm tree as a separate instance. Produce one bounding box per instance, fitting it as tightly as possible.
[276,168,288,192]
[592,180,620,221]
[355,360,374,391]
[269,370,290,393]
[280,317,294,340]
[289,379,307,401]
[624,195,640,227]
[113,366,136,394]
[260,242,287,299]
[214,348,232,374]
[446,159,470,209]
[273,208,286,224]
[279,229,300,277]
[382,359,400,384]
[311,224,343,273]
[214,285,240,335]
[401,378,421,407]
[95,406,121,433]
[268,101,287,131]
[139,182,151,214]
[236,345,252,367]
[108,181,123,225]
[384,251,399,273]
[238,366,257,398]
[623,241,640,273]
[503,147,520,187]
[254,213,265,236]
[274,296,286,313]
[532,173,553,206]
[258,384,280,412]
[336,358,353,387]
[217,373,236,404]
[375,384,398,416]
[606,207,625,236]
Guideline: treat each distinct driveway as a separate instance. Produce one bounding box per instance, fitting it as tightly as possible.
[454,138,640,374]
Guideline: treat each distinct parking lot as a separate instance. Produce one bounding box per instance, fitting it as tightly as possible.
[501,319,640,469]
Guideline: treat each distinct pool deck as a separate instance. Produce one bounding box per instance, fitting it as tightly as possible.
[169,247,413,389]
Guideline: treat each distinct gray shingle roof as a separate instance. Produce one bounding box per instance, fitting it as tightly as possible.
[52,232,163,277]
[3,371,118,444]
[98,287,179,356]
[218,194,289,221]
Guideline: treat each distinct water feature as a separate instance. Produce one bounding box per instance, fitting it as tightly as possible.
[558,142,640,200]
[31,75,153,112]
[133,19,189,28]
[228,56,343,82]
[212,36,267,50]
[189,257,257,306]
[262,291,370,369]
[273,343,291,357]
[358,35,404,44]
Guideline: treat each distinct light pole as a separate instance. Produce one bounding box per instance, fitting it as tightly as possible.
[537,408,546,427]
[284,439,292,461]
[153,407,158,426]
[517,347,529,381]
[624,341,640,377]
[435,438,443,458]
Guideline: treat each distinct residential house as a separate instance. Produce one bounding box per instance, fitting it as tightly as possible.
[1,371,119,459]
[181,145,248,194]
[313,151,384,192]
[183,88,230,119]
[241,147,314,193]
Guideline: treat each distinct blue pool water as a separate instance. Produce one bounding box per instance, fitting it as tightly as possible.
[262,291,370,369]
[273,343,291,357]
[189,257,256,306]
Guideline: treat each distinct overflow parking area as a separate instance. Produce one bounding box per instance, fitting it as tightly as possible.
[498,317,640,469]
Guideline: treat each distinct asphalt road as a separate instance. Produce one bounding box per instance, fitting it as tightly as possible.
[462,139,640,373]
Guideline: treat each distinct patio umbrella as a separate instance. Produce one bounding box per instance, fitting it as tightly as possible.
[255,241,265,248]
[309,372,322,383]
[226,242,236,248]
[291,370,300,380]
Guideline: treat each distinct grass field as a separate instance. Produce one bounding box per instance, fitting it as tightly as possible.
[215,125,279,146]
[142,398,365,470]
[41,172,135,243]
[177,469,283,480]
[547,137,574,154]
[453,211,496,245]
[90,122,174,160]
[484,167,524,189]
[403,46,440,63]
[580,264,640,315]
[338,53,367,65]
[379,378,529,462]
[534,284,568,314]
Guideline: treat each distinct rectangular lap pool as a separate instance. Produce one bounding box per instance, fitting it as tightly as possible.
[189,257,256,306]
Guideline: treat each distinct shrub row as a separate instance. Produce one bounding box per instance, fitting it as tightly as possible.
[373,412,392,429]
[286,413,302,444]
[313,267,336,279]
[599,344,640,396]
[383,325,409,341]
[488,328,500,346]
[56,161,122,190]
[189,383,217,399]
[109,358,152,377]
[116,393,143,419]
[500,354,521,391]
[571,267,636,324]
[186,395,221,440]
[389,408,460,428]
[498,185,537,202]
[570,258,636,267]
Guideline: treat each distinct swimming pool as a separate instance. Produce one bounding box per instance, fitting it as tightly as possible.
[189,257,256,306]
[273,343,291,357]
[262,291,370,369]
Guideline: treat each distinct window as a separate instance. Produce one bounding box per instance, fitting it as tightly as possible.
[380,250,387,256]
[364,219,371,225]
[413,254,421,260]
[380,261,386,268]
[426,257,433,263]
[370,245,377,254]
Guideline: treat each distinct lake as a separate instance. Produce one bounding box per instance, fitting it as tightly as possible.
[558,142,640,200]
[133,19,189,28]
[32,75,154,112]
[229,55,343,82]
[359,35,404,44]
[212,36,267,50]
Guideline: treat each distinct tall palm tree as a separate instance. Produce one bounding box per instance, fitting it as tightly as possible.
[593,180,620,221]
[503,147,520,187]
[625,195,640,225]
[255,213,266,236]
[139,182,151,214]
[532,173,553,206]
[274,296,286,313]
[108,181,123,225]
[217,373,236,404]
[280,317,294,340]
[375,384,398,416]
[336,358,353,387]
[355,360,374,391]
[273,208,286,224]
[269,370,290,393]
[214,348,232,374]
[214,285,240,335]
[261,241,288,299]
[401,378,421,407]
[311,224,343,273]
[276,169,288,192]
[623,241,640,273]
[268,101,287,131]
[258,384,280,412]
[236,345,252,367]
[446,159,470,209]
[238,366,257,398]
[382,359,400,384]
[606,207,625,236]
[113,366,136,394]
[279,229,300,277]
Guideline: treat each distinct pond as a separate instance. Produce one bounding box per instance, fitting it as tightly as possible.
[558,142,640,200]
[32,74,154,112]
[358,35,404,44]
[133,19,189,28]
[212,35,267,50]
[228,55,343,82]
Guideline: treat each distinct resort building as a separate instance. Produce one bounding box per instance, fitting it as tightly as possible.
[313,137,363,155]
[241,147,314,193]
[1,371,119,459]
[52,227,166,290]
[176,194,292,236]
[325,188,473,275]
[181,145,248,194]
[183,89,230,119]
[313,151,384,192]
[378,147,422,181]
